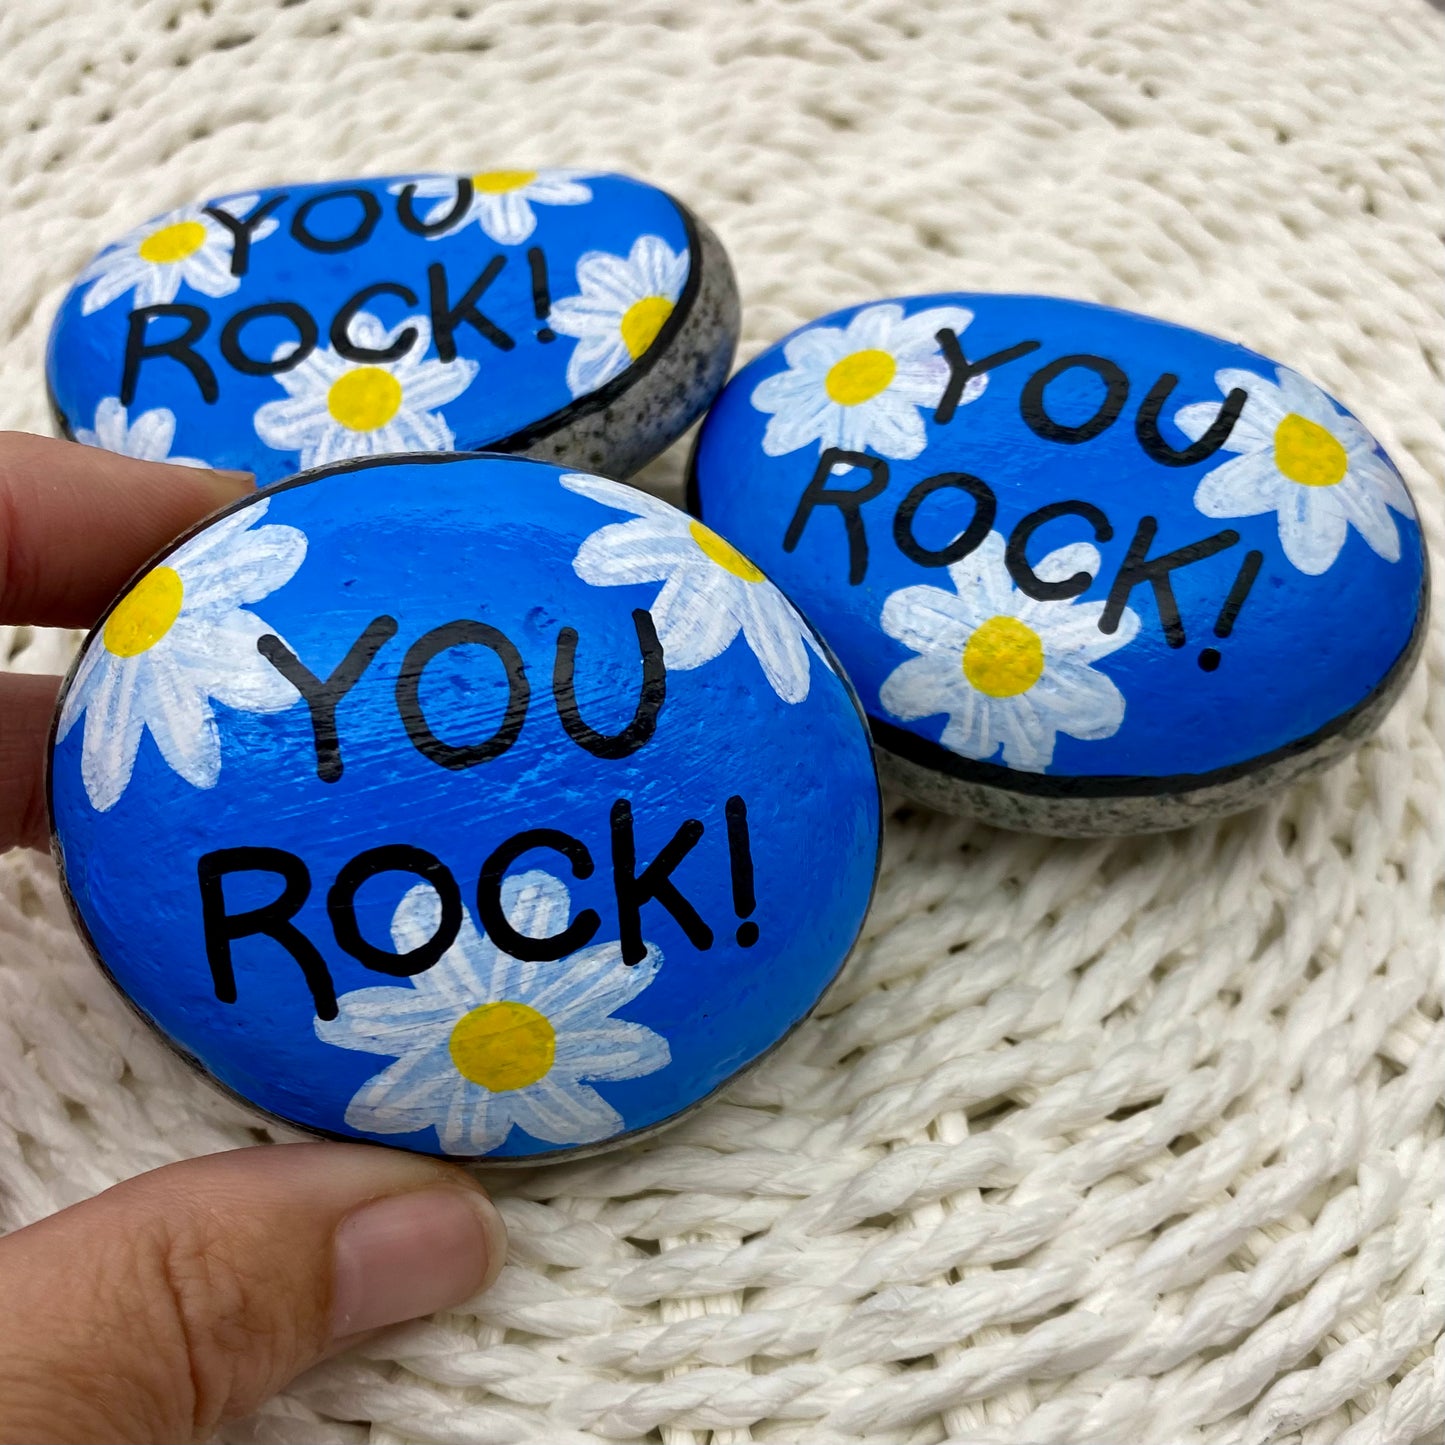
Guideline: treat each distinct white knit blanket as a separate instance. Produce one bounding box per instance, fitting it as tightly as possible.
[1,2,1441,1441]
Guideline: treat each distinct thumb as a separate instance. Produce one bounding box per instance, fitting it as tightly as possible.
[0,1142,507,1444]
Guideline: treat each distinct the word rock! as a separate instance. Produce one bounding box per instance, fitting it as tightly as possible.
[48,455,880,1160]
[48,170,738,487]
[690,294,1427,834]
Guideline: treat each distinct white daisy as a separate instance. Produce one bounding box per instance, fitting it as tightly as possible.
[77,193,278,315]
[562,471,826,705]
[750,302,985,461]
[317,870,670,1156]
[57,500,305,812]
[73,396,209,469]
[1176,365,1416,577]
[549,235,689,398]
[879,531,1140,773]
[252,311,477,471]
[388,168,593,245]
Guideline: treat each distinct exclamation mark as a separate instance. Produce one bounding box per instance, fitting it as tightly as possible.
[725,796,759,947]
[528,247,555,342]
[1199,548,1263,671]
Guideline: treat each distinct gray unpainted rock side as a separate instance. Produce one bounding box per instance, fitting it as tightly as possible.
[510,214,739,480]
[875,608,1427,836]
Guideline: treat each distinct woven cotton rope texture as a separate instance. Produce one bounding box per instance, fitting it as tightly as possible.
[0,0,1441,1440]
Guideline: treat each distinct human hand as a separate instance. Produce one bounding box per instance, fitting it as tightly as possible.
[0,433,507,1445]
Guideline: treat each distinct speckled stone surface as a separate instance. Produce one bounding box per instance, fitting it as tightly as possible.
[502,212,738,478]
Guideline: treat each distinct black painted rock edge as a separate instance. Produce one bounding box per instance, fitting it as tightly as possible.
[491,202,740,479]
[872,584,1429,836]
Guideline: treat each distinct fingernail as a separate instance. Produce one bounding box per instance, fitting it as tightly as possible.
[202,468,256,498]
[330,1186,507,1338]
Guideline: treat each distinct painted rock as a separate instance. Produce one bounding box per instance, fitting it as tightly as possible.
[49,454,880,1160]
[690,294,1428,834]
[48,171,738,486]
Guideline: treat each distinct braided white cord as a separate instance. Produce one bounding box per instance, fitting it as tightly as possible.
[1,1,1441,1440]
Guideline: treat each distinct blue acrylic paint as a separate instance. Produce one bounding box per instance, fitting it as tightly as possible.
[50,455,881,1159]
[48,171,736,485]
[690,294,1427,830]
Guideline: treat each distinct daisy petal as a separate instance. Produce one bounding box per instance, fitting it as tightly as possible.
[1031,663,1125,742]
[572,250,650,308]
[441,1086,515,1156]
[936,690,996,761]
[133,266,185,310]
[646,566,741,670]
[1193,451,1286,520]
[759,390,836,456]
[534,941,662,1022]
[317,986,455,1053]
[80,396,129,452]
[879,652,966,726]
[166,612,300,712]
[738,588,812,703]
[80,662,145,812]
[844,303,907,350]
[881,583,976,656]
[629,235,687,298]
[475,191,537,245]
[564,334,631,395]
[81,257,151,314]
[398,356,477,412]
[178,523,307,609]
[841,392,926,459]
[343,1052,458,1134]
[524,174,593,205]
[508,1076,622,1146]
[145,668,220,789]
[1349,450,1416,519]
[778,325,849,373]
[553,1020,671,1081]
[1277,488,1349,576]
[995,699,1056,772]
[559,470,678,522]
[57,647,105,742]
[499,870,575,950]
[120,407,175,461]
[182,244,240,299]
[573,517,695,586]
[1336,479,1402,563]
[890,305,974,357]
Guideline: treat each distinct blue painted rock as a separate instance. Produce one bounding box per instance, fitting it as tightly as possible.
[690,294,1428,834]
[48,171,738,486]
[49,454,880,1160]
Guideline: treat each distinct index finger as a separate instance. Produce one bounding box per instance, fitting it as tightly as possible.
[0,431,253,628]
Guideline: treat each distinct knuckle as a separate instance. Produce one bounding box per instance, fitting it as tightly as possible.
[147,1203,306,1431]
[7,1214,203,1443]
[0,1158,326,1444]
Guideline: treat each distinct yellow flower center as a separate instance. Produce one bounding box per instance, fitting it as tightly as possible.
[825,348,897,406]
[1273,412,1348,487]
[620,296,674,359]
[327,367,404,432]
[137,220,208,265]
[689,520,764,582]
[471,169,538,193]
[103,566,184,657]
[449,1001,556,1092]
[962,615,1045,698]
